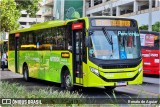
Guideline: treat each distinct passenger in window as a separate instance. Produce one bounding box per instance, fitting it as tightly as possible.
[127,36,133,47]
[1,52,7,71]
[68,41,72,50]
[36,41,40,49]
[119,37,125,51]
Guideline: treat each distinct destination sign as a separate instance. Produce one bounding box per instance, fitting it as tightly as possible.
[91,19,131,27]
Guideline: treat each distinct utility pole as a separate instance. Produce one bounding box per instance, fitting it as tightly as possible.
[110,0,113,16]
[148,0,152,31]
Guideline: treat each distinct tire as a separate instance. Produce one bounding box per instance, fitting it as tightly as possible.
[23,65,30,82]
[62,70,74,91]
[104,86,115,92]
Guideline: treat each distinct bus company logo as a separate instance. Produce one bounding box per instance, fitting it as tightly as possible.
[142,54,150,57]
[142,53,158,57]
[150,54,158,57]
[50,56,60,62]
[127,73,134,77]
[2,99,11,104]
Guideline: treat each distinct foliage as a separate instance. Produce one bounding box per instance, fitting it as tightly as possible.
[139,25,148,31]
[0,81,85,106]
[0,0,40,31]
[139,21,160,32]
[15,0,40,17]
[152,22,160,32]
[0,0,20,31]
[0,81,83,98]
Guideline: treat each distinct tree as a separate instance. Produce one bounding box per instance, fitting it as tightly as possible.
[139,25,148,31]
[139,21,160,32]
[0,0,20,32]
[15,0,40,17]
[152,22,160,32]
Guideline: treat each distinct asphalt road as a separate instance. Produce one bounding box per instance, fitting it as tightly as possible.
[0,69,159,99]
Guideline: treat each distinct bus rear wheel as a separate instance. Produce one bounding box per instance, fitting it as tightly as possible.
[104,86,115,91]
[63,70,74,91]
[23,65,30,81]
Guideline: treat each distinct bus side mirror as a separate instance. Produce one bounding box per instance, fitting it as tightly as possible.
[85,36,89,47]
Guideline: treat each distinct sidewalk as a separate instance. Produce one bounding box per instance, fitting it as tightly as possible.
[0,69,22,80]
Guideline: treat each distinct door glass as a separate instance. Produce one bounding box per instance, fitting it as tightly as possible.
[74,31,83,77]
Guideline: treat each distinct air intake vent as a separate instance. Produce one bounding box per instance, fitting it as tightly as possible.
[99,64,139,69]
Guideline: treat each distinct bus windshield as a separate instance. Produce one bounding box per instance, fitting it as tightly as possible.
[89,29,140,60]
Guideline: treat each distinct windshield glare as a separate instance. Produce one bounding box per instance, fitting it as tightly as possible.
[89,30,140,60]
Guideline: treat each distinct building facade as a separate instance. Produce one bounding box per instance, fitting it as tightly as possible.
[43,0,54,21]
[85,0,160,26]
[18,2,44,28]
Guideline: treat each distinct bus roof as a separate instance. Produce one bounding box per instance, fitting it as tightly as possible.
[140,30,160,36]
[10,16,136,34]
[9,17,89,34]
[89,16,134,20]
[10,20,66,34]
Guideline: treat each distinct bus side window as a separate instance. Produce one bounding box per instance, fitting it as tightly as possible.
[66,25,72,50]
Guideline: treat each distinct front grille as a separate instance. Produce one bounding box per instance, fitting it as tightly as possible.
[99,64,139,69]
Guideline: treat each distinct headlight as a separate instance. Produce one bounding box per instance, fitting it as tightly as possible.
[90,67,99,76]
[138,66,142,72]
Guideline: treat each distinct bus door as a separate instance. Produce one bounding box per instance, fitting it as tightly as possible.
[15,33,20,73]
[72,22,84,84]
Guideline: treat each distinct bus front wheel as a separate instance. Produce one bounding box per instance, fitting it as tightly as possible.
[23,65,30,82]
[63,70,74,91]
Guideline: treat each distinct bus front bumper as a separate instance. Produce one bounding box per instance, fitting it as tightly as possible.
[83,66,143,87]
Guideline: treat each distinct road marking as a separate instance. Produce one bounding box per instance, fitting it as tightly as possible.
[120,87,159,97]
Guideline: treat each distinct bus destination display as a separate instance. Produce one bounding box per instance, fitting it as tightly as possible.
[91,19,131,27]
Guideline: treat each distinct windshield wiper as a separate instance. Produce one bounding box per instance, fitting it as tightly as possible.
[102,27,113,45]
[102,27,113,53]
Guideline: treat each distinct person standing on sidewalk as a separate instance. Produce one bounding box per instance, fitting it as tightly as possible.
[1,52,7,71]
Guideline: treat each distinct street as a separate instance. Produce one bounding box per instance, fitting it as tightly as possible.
[0,69,159,99]
[1,0,160,105]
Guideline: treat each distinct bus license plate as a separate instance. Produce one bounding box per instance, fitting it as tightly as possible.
[117,82,127,86]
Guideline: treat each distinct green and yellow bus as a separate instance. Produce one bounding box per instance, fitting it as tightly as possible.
[8,16,143,90]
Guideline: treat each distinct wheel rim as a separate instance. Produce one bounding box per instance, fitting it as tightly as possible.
[65,75,71,88]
